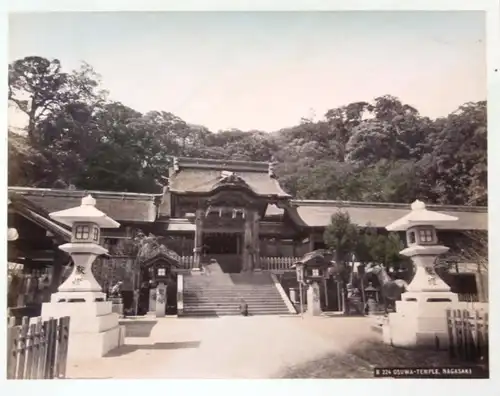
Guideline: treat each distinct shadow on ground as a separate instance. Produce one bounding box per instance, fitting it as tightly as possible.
[119,320,158,337]
[277,339,488,379]
[104,341,201,357]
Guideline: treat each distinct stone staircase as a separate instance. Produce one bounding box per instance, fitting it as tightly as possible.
[182,264,293,316]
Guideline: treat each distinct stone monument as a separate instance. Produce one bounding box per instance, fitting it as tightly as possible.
[306,281,322,316]
[382,199,459,348]
[41,195,125,359]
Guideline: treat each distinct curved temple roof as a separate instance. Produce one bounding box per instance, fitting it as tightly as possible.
[290,200,487,230]
[168,157,290,198]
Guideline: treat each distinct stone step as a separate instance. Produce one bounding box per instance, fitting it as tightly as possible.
[180,311,290,317]
[184,290,280,296]
[184,289,279,293]
[184,298,286,303]
[182,310,289,315]
[184,296,286,301]
[183,303,288,309]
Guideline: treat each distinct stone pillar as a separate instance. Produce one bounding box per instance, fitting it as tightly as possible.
[155,282,166,318]
[193,209,203,271]
[148,288,156,314]
[306,282,322,316]
[309,234,315,252]
[475,265,488,302]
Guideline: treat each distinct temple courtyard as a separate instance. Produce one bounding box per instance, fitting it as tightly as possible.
[65,315,455,379]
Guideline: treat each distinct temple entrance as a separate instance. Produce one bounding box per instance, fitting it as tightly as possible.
[202,233,242,273]
[203,233,240,255]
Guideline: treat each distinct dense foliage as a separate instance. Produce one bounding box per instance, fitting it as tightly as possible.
[9,56,487,206]
[323,212,414,300]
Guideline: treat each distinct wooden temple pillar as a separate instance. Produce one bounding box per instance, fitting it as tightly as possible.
[193,208,204,271]
[242,208,260,272]
[253,212,261,271]
[243,209,252,271]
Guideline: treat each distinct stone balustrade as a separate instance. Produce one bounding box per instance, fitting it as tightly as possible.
[260,256,301,271]
[177,255,300,271]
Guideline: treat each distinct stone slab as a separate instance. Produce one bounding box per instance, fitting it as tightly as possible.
[42,300,113,318]
[67,325,123,360]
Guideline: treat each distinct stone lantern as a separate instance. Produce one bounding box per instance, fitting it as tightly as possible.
[364,283,379,314]
[382,199,459,348]
[41,195,125,359]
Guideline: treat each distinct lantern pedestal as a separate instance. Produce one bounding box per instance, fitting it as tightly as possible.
[382,242,458,349]
[306,282,322,316]
[148,288,157,315]
[41,243,125,359]
[41,300,125,360]
[379,200,460,349]
[155,282,167,318]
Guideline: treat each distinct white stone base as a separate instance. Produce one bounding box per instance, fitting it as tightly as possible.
[191,268,202,275]
[381,291,459,349]
[306,283,322,316]
[67,324,124,360]
[41,300,125,359]
[50,290,107,303]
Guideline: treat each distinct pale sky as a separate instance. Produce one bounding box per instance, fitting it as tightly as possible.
[8,11,486,132]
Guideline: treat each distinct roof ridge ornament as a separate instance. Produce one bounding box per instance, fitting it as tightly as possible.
[82,194,96,206]
[411,200,426,210]
[268,161,277,178]
[221,170,235,179]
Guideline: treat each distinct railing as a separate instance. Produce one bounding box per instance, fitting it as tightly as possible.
[260,257,301,271]
[179,256,195,269]
[458,293,480,303]
[446,308,488,363]
[7,315,70,380]
[178,255,301,271]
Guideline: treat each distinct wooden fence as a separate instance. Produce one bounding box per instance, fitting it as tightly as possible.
[458,293,480,303]
[446,308,488,363]
[7,316,70,380]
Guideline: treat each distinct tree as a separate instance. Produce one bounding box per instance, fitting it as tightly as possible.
[8,130,50,186]
[9,57,106,140]
[9,57,69,138]
[421,101,487,205]
[323,211,360,312]
[8,56,487,209]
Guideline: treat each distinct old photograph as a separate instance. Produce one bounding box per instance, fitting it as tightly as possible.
[7,10,488,380]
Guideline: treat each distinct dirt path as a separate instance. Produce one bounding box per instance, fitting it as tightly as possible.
[67,315,375,379]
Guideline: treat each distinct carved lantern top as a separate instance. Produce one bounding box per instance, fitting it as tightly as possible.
[386,200,458,248]
[386,200,458,231]
[49,195,121,228]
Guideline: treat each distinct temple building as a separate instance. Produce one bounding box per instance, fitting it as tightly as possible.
[8,157,488,316]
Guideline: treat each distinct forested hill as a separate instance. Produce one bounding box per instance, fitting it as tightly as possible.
[9,56,487,206]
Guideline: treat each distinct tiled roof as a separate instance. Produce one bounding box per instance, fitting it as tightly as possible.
[168,157,290,198]
[291,200,487,230]
[8,192,72,241]
[8,187,160,223]
[265,204,285,217]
